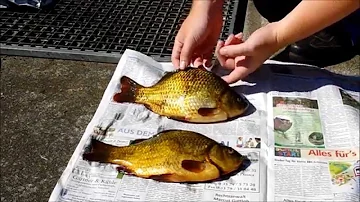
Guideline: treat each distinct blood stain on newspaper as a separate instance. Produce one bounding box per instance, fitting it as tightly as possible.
[82,129,250,183]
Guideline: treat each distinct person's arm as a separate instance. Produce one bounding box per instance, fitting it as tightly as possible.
[276,0,360,48]
[172,0,224,69]
[190,0,224,14]
[216,1,359,83]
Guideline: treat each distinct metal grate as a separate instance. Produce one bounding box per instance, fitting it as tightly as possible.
[0,0,244,63]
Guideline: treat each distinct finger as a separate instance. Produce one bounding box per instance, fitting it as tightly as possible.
[221,67,249,84]
[215,40,226,67]
[231,32,244,44]
[229,36,242,45]
[221,57,255,84]
[202,50,213,62]
[215,40,236,70]
[224,34,234,46]
[202,51,213,67]
[190,52,200,67]
[235,32,243,40]
[193,56,203,67]
[219,43,253,58]
[171,39,183,69]
[179,37,197,70]
[225,33,244,46]
[223,33,243,47]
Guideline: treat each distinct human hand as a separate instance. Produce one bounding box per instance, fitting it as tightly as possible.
[215,32,244,69]
[216,22,283,84]
[171,5,223,69]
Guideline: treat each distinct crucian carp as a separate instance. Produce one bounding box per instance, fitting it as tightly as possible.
[82,130,247,183]
[112,66,249,123]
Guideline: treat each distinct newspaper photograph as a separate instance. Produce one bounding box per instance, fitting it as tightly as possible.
[266,71,359,202]
[48,49,359,202]
[273,96,324,148]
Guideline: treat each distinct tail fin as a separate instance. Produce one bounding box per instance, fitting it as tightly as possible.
[113,76,141,103]
[82,138,118,164]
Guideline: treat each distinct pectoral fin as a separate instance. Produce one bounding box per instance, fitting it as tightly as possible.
[150,161,221,182]
[190,108,228,123]
[181,160,206,173]
[198,108,221,116]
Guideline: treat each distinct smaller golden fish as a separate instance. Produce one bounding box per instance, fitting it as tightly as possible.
[112,67,249,123]
[83,130,247,183]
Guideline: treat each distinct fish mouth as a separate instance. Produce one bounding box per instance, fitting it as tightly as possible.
[209,161,242,181]
[242,100,250,113]
[236,96,250,115]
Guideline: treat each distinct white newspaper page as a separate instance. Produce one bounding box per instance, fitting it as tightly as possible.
[265,68,360,202]
[48,49,269,202]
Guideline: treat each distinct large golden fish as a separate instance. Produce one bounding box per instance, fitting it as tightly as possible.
[112,67,249,123]
[82,130,246,183]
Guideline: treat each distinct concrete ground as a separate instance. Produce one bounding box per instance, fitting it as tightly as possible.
[1,2,359,202]
[1,57,117,201]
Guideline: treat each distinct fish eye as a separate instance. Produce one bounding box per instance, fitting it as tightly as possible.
[227,148,234,154]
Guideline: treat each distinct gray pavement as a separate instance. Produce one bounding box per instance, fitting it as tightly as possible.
[1,56,116,201]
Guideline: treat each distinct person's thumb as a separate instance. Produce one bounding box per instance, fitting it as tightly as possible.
[179,37,197,69]
[218,43,253,58]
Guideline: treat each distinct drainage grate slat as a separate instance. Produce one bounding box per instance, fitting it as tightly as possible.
[0,0,244,63]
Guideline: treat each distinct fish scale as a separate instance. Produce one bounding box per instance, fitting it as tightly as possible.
[83,130,246,182]
[113,67,249,123]
[138,69,225,117]
[117,131,214,175]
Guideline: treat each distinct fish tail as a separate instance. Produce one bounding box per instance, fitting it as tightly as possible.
[82,138,118,164]
[113,76,142,103]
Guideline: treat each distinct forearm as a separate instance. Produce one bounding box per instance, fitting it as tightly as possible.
[191,0,224,15]
[276,0,360,47]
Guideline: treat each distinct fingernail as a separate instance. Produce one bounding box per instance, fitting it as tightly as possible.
[217,40,224,47]
[225,35,234,45]
[180,60,186,69]
[235,32,243,38]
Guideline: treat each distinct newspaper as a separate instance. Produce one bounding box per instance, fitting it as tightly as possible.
[48,49,360,202]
